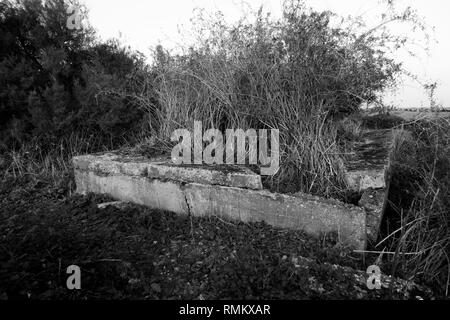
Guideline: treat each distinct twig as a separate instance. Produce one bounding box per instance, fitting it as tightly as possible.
[354,250,423,256]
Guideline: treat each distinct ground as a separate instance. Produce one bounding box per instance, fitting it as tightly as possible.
[0,173,434,300]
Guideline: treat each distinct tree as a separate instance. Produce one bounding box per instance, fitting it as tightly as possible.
[0,0,149,149]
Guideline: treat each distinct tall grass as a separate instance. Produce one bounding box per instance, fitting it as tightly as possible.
[152,47,349,197]
[2,131,130,182]
[380,118,450,295]
[126,1,406,198]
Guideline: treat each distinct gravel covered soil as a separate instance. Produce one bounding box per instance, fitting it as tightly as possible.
[0,174,433,300]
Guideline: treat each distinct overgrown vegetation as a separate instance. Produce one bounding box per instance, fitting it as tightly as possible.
[1,0,449,298]
[0,0,150,155]
[132,1,415,197]
[378,118,450,296]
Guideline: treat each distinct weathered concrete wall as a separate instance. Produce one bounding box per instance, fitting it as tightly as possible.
[73,152,262,190]
[344,129,393,192]
[74,170,188,214]
[184,183,366,249]
[73,152,367,249]
[343,129,396,244]
[359,188,389,243]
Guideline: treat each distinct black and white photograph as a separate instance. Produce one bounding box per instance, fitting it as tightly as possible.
[0,0,449,308]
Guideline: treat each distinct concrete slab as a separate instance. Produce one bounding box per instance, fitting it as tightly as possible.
[73,152,367,249]
[184,183,366,249]
[343,129,396,244]
[73,151,263,190]
[147,163,262,190]
[344,129,393,192]
[75,170,189,214]
[359,188,389,243]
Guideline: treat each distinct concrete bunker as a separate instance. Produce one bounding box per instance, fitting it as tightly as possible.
[72,128,396,250]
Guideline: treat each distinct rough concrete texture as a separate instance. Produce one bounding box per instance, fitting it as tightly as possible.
[344,129,394,192]
[184,183,366,249]
[359,188,389,244]
[73,151,262,190]
[146,163,262,190]
[73,153,367,249]
[343,129,397,245]
[75,170,189,215]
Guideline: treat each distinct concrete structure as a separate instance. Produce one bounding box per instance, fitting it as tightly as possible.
[73,151,367,249]
[74,152,262,190]
[343,129,395,244]
[73,129,397,249]
[344,129,393,192]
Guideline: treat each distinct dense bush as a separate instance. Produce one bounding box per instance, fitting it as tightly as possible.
[0,0,150,152]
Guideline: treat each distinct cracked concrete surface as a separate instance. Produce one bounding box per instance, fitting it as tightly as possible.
[73,152,367,249]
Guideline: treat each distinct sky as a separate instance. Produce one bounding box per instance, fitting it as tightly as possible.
[81,0,450,109]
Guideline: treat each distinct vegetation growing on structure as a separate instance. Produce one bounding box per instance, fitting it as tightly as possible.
[124,0,428,199]
[1,0,449,297]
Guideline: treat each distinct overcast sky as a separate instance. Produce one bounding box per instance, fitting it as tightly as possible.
[82,0,450,109]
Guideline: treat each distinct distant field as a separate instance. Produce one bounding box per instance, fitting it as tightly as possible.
[364,108,450,121]
[391,110,450,121]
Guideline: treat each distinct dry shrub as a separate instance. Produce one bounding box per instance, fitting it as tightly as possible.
[132,0,414,198]
[380,118,450,296]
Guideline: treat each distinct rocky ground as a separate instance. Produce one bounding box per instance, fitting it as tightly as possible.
[0,173,435,300]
